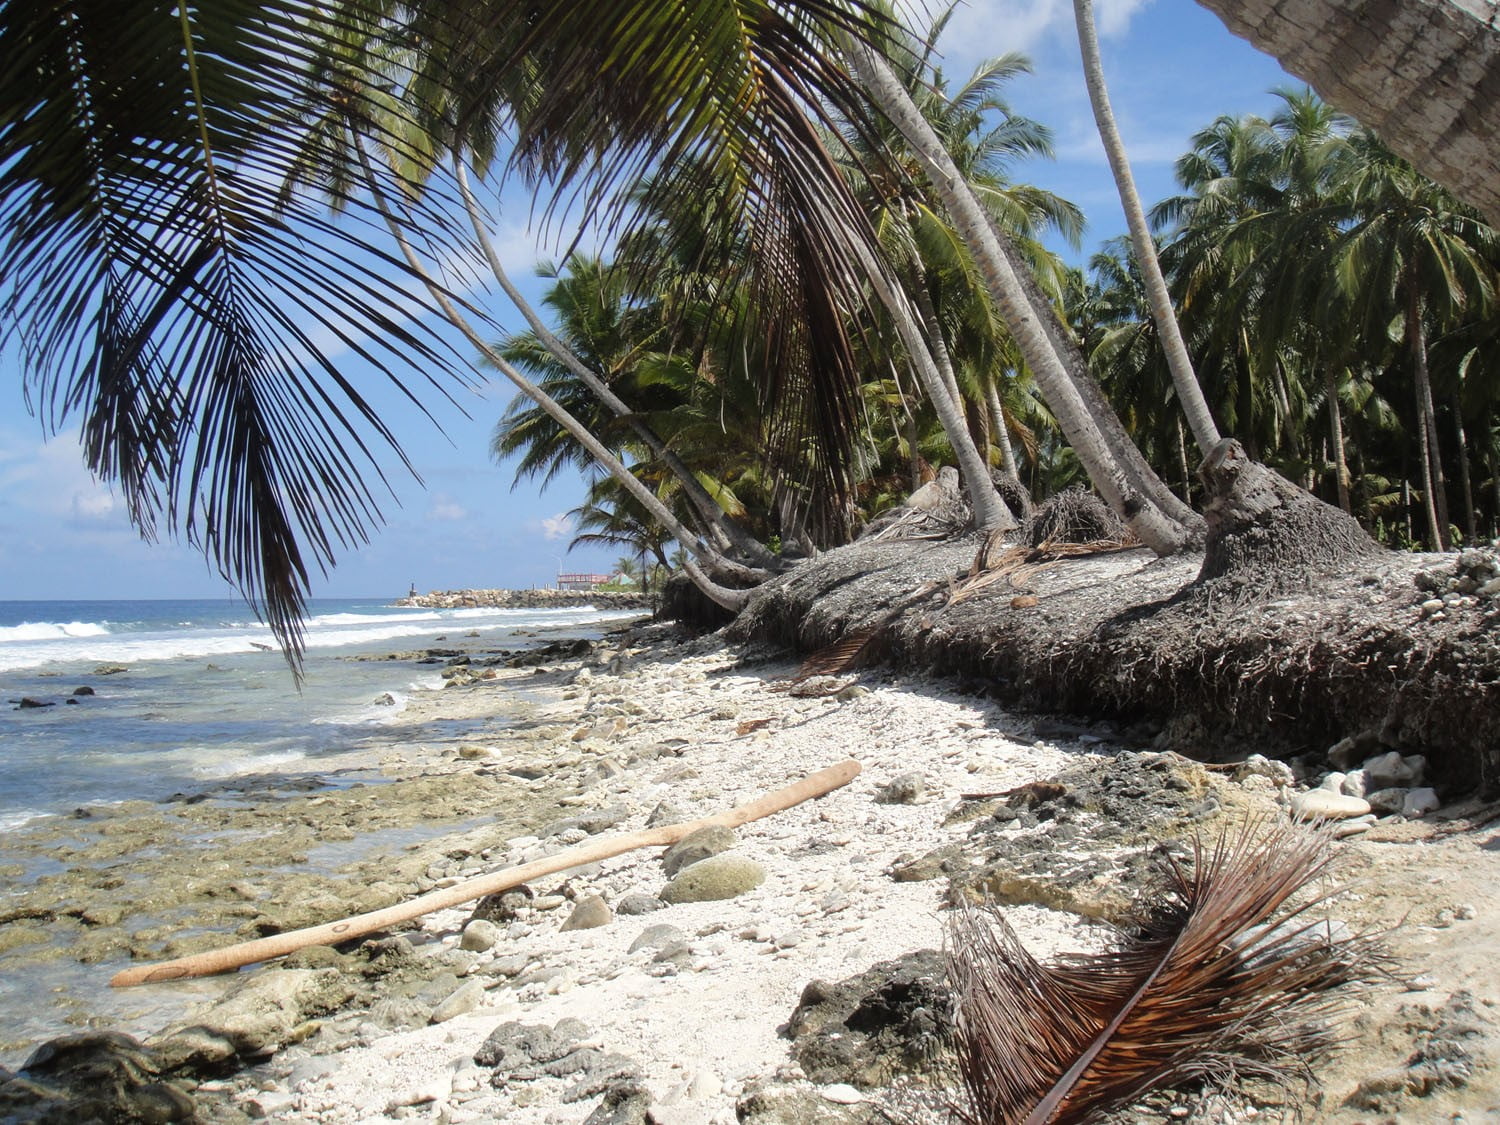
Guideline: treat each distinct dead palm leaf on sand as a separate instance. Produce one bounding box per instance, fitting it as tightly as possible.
[950,820,1387,1123]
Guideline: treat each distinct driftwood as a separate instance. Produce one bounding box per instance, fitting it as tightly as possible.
[111,759,862,987]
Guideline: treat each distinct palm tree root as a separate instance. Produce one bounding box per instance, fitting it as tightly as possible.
[1198,439,1382,590]
[730,532,1500,797]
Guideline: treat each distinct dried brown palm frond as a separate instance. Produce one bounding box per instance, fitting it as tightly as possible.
[949,820,1388,1124]
[794,624,883,681]
[1022,487,1129,548]
[792,577,944,680]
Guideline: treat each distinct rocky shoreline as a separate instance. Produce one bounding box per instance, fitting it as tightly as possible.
[2,623,1498,1123]
[395,589,654,611]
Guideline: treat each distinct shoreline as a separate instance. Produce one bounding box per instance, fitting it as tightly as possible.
[2,623,1498,1121]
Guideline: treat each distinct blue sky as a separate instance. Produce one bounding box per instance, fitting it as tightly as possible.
[0,0,1296,603]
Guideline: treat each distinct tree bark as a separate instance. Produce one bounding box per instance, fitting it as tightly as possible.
[986,379,1020,478]
[995,231,1204,534]
[849,44,1189,555]
[1073,0,1222,455]
[1452,393,1477,542]
[1407,282,1450,549]
[1325,370,1353,514]
[1199,439,1380,586]
[1192,0,1500,224]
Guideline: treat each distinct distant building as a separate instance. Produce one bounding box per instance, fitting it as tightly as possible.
[556,572,613,591]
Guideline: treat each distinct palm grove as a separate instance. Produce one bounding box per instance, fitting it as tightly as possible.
[2,0,1497,650]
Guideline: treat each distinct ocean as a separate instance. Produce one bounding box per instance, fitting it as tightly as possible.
[0,597,637,831]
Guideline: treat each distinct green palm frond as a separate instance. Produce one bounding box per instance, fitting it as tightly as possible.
[1,0,476,666]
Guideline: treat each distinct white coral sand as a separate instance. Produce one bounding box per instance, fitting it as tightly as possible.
[222,629,1104,1124]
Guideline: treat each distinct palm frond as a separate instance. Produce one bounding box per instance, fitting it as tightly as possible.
[1,0,475,667]
[950,821,1386,1124]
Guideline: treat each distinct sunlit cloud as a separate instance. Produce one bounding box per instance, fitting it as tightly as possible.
[0,431,126,529]
[539,512,573,541]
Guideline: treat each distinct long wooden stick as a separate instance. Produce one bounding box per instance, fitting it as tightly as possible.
[111,759,861,987]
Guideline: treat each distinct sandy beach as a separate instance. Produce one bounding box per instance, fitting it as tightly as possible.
[4,618,1500,1123]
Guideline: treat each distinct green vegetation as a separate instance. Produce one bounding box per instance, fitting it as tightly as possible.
[3,1,1496,646]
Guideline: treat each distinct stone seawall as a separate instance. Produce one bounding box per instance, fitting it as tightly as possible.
[394,588,654,611]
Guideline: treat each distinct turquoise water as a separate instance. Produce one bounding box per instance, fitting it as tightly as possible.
[0,598,633,829]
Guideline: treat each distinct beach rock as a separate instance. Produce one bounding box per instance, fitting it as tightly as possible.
[430,979,487,1023]
[373,692,397,706]
[474,1019,590,1069]
[93,664,128,675]
[1318,771,1347,793]
[736,1081,879,1123]
[627,924,685,954]
[178,968,355,1056]
[472,887,533,923]
[644,801,689,828]
[458,743,492,760]
[661,825,737,878]
[660,855,765,904]
[615,893,664,916]
[72,686,95,697]
[3,1031,195,1123]
[1363,751,1423,789]
[1233,754,1293,786]
[560,895,613,932]
[786,949,952,1088]
[461,919,503,952]
[1341,770,1371,798]
[1288,790,1371,820]
[821,1083,865,1104]
[582,1081,656,1125]
[542,804,630,839]
[1333,814,1377,838]
[16,697,54,709]
[1366,787,1410,814]
[1404,788,1441,817]
[874,772,926,805]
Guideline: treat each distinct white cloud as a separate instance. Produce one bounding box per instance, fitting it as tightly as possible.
[426,494,468,521]
[539,512,573,541]
[0,431,125,528]
[936,0,1152,69]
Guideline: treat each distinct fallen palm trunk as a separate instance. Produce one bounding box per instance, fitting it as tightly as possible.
[111,759,861,987]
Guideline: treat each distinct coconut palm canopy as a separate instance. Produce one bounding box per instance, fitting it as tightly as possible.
[0,0,894,658]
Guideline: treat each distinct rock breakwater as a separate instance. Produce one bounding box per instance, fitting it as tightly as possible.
[396,588,653,611]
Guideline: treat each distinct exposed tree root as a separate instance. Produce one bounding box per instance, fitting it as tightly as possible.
[1198,440,1382,589]
[729,535,1500,796]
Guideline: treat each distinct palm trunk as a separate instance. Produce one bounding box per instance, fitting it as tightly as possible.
[1407,283,1450,548]
[1271,358,1301,460]
[844,227,1014,530]
[1072,0,1221,456]
[1176,420,1191,503]
[1000,240,1202,532]
[849,44,1187,555]
[453,159,778,570]
[1451,394,1476,542]
[911,268,965,417]
[1325,369,1352,514]
[986,380,1020,477]
[356,140,762,601]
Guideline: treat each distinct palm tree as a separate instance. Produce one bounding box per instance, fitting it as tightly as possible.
[1071,0,1220,457]
[1328,131,1500,548]
[846,40,1197,554]
[1,0,908,639]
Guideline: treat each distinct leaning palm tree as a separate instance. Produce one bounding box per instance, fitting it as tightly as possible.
[1,0,910,637]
